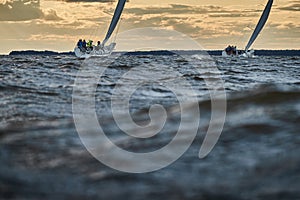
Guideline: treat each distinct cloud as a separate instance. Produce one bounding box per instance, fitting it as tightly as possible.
[0,0,43,21]
[43,9,62,21]
[278,3,300,11]
[125,4,226,16]
[120,4,260,40]
[60,0,130,3]
[270,21,299,30]
[209,13,258,18]
[0,0,63,21]
[64,0,114,2]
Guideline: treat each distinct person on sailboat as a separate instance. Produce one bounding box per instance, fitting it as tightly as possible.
[225,45,232,55]
[77,39,84,51]
[224,45,238,55]
[82,39,87,51]
[233,46,237,55]
[94,41,102,51]
[97,41,101,46]
[74,0,126,58]
[87,40,93,51]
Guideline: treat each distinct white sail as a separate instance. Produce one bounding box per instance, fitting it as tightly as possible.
[102,0,126,45]
[245,0,273,51]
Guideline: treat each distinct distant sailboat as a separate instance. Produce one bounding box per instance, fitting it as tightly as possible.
[74,0,126,58]
[222,0,273,57]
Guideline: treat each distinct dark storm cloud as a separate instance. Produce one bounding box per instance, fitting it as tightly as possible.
[278,3,300,11]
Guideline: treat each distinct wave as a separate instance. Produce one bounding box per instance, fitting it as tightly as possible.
[1,84,299,199]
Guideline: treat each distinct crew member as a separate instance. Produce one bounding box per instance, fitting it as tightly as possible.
[87,40,93,51]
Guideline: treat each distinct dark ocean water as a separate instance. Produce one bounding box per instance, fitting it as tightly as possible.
[0,53,300,199]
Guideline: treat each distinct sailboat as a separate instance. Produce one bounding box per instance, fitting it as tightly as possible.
[74,0,126,58]
[222,0,273,57]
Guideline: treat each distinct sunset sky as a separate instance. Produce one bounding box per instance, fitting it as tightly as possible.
[0,0,299,54]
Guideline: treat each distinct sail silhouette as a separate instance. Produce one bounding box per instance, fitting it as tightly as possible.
[245,0,273,51]
[103,0,126,45]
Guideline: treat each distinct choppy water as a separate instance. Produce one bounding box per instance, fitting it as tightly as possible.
[0,53,300,199]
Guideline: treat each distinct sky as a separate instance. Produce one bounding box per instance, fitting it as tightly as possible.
[0,0,299,54]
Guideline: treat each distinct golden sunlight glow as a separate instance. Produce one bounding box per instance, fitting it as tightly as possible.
[0,0,299,54]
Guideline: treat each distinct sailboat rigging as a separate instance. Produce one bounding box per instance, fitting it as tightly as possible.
[74,0,126,58]
[222,0,273,57]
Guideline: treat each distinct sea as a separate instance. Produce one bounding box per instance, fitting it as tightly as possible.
[0,52,300,199]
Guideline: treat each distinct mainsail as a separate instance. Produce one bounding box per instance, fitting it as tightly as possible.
[245,0,273,51]
[102,0,126,45]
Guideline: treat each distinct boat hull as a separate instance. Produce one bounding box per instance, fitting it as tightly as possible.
[221,50,255,58]
[74,43,116,58]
